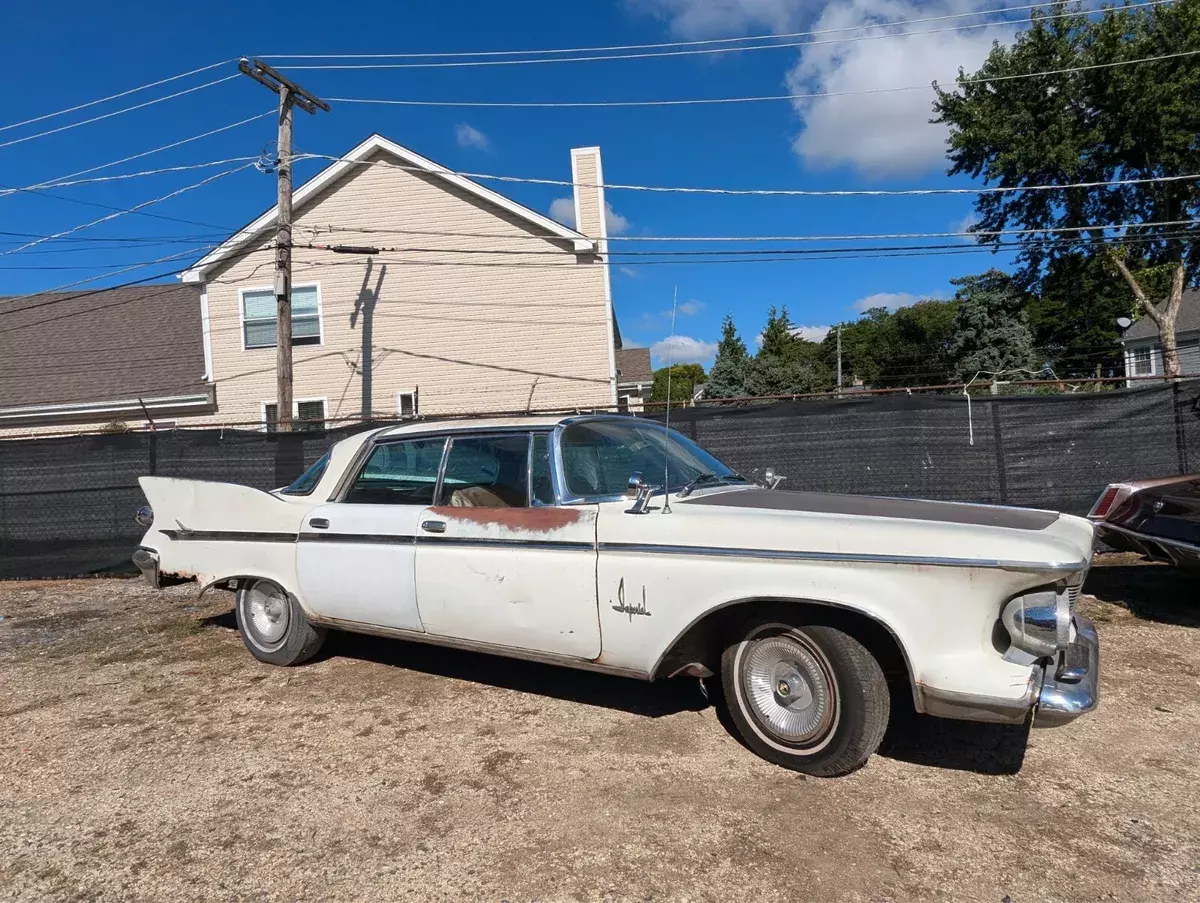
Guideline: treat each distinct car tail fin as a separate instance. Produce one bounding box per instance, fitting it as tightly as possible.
[1088,485,1124,521]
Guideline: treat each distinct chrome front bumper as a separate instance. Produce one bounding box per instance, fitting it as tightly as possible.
[918,616,1100,726]
[1034,616,1100,727]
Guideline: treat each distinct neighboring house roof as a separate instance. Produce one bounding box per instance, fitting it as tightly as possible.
[181,133,595,283]
[1121,288,1200,342]
[615,347,652,386]
[0,283,210,422]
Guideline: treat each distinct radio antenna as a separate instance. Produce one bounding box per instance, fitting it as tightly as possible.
[662,285,678,515]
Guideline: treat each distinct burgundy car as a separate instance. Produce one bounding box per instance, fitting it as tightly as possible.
[1088,475,1200,569]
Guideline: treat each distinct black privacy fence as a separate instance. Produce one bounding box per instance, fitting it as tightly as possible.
[2,381,1198,579]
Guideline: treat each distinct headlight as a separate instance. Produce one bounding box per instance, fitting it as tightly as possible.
[134,505,154,527]
[1002,587,1071,659]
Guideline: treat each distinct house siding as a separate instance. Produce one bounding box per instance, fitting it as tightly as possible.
[1123,330,1200,386]
[198,149,613,426]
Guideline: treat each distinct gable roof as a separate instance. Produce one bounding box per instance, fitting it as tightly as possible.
[1122,288,1200,342]
[0,283,209,415]
[181,133,594,283]
[615,347,653,385]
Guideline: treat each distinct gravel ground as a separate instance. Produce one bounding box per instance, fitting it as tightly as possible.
[2,552,1198,902]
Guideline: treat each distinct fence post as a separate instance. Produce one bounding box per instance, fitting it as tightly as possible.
[1172,382,1189,474]
[990,401,1009,505]
[148,429,157,477]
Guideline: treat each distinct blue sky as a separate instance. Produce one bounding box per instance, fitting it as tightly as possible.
[1,0,1027,369]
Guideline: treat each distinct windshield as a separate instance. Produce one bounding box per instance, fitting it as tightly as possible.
[281,452,330,496]
[559,420,741,499]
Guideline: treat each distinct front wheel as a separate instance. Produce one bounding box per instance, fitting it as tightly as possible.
[720,619,889,777]
[235,579,326,666]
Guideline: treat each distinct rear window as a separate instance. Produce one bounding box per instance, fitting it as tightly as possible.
[281,452,329,496]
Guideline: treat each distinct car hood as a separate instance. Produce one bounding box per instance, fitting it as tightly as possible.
[681,488,1058,531]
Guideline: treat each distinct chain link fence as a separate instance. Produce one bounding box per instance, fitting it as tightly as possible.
[2,381,1197,579]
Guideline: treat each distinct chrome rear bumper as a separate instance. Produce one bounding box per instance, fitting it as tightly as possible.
[1034,616,1100,727]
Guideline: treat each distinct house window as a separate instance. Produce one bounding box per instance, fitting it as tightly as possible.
[264,399,326,432]
[1131,346,1153,376]
[397,390,418,419]
[243,285,321,349]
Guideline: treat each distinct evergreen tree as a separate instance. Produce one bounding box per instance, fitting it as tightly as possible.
[745,306,832,396]
[947,270,1040,380]
[703,315,750,398]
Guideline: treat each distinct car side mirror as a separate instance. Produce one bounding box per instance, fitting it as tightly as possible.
[625,471,658,515]
[764,468,787,491]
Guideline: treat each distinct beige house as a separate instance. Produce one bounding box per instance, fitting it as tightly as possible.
[0,134,619,439]
[183,134,617,429]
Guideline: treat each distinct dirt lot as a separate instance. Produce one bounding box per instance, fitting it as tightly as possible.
[2,553,1198,902]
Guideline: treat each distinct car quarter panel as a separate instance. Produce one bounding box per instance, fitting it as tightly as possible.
[137,476,312,603]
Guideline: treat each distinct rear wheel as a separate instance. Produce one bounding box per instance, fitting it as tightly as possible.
[235,579,326,666]
[720,619,889,777]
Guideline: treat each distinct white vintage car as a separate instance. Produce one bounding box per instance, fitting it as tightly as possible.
[134,414,1099,776]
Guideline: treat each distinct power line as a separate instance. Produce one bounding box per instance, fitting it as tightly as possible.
[0,158,263,193]
[294,152,1200,198]
[326,49,1200,108]
[268,1,1174,70]
[0,111,274,200]
[309,219,1200,244]
[258,1,1095,60]
[0,164,254,257]
[0,75,241,150]
[0,59,238,134]
[0,181,241,232]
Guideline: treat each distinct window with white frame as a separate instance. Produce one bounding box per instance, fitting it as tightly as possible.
[264,399,326,432]
[397,390,418,419]
[243,285,321,349]
[1131,346,1153,376]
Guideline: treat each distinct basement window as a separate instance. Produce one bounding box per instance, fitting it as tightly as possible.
[264,399,326,432]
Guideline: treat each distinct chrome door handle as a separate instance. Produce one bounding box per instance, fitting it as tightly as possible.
[421,520,446,534]
[308,517,329,529]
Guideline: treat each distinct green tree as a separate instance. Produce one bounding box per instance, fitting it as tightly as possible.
[745,306,832,396]
[649,363,706,403]
[820,300,959,388]
[947,270,1040,380]
[704,315,750,398]
[934,0,1200,376]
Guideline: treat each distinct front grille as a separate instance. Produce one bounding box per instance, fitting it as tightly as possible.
[1065,584,1082,618]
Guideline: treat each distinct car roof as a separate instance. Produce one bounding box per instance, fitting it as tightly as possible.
[368,413,641,441]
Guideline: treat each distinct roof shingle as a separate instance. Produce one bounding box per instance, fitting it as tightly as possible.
[615,346,652,385]
[1122,288,1200,341]
[0,283,206,408]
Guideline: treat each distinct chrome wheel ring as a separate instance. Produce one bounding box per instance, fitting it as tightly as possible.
[244,580,290,648]
[740,630,838,748]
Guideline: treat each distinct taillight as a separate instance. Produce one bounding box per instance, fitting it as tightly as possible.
[1089,486,1120,520]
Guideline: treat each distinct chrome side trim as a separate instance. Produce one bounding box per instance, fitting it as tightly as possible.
[598,542,1088,573]
[915,681,1035,725]
[1095,521,1200,555]
[160,529,297,543]
[307,614,648,680]
[297,532,416,545]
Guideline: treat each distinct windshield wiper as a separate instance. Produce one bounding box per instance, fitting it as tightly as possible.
[676,471,744,498]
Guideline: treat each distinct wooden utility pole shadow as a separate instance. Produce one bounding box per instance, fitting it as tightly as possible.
[351,259,387,420]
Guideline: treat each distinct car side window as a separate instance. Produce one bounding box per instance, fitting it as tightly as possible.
[530,433,555,506]
[344,438,446,505]
[439,434,530,508]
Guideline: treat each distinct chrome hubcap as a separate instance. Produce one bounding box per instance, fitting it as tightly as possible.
[742,634,836,745]
[247,581,289,645]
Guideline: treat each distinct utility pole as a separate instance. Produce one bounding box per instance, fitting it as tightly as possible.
[238,58,329,431]
[836,325,843,395]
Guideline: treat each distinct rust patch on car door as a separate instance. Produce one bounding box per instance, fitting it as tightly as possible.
[428,506,584,533]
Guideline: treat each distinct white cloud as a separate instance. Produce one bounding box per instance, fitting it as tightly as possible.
[953,211,980,242]
[786,1,1017,178]
[790,324,830,342]
[618,265,639,278]
[626,0,807,38]
[454,123,491,152]
[650,335,719,368]
[851,291,921,313]
[548,197,631,235]
[678,299,705,316]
